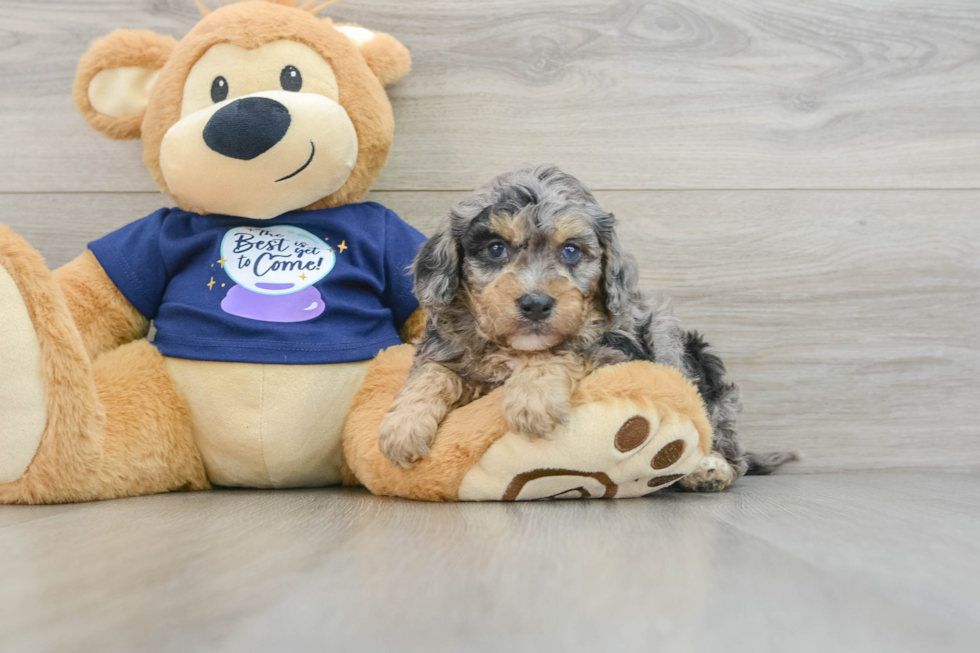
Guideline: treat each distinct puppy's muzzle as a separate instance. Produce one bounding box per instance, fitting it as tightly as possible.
[517,293,555,322]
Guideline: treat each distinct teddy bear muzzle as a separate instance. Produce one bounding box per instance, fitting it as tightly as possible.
[160,90,359,220]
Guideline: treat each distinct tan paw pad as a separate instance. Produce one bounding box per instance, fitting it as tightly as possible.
[0,264,47,484]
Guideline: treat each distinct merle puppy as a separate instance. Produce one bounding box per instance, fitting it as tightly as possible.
[379,166,794,491]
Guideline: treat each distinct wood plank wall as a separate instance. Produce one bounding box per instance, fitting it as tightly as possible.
[1,0,978,471]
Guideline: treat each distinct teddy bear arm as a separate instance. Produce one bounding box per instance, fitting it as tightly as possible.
[53,251,150,360]
[397,307,426,343]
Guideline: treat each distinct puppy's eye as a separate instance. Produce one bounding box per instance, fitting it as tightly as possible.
[280,65,303,92]
[488,242,509,259]
[562,245,581,262]
[210,76,229,103]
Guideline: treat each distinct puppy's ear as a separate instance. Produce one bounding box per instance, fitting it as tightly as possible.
[600,220,641,325]
[73,30,176,140]
[413,221,460,311]
[335,23,411,87]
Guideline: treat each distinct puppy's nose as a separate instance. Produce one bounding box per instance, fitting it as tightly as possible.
[517,294,555,321]
[203,97,291,160]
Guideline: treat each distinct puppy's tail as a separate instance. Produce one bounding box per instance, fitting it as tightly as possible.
[744,451,799,476]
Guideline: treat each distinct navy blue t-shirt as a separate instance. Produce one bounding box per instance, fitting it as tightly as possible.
[89,202,426,365]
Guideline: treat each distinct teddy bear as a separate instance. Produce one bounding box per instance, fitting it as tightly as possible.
[0,0,711,504]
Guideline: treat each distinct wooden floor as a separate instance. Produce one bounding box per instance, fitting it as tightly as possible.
[1,1,979,650]
[1,472,978,652]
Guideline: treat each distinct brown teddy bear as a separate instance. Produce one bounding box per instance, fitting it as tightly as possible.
[0,0,710,504]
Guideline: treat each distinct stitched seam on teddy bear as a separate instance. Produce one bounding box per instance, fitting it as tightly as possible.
[257,365,273,487]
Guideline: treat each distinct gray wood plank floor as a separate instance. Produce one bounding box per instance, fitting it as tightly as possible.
[2,472,978,652]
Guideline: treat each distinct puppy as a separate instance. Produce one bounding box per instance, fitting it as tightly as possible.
[379,166,795,491]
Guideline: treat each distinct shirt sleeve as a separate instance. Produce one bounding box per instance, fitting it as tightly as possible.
[382,208,427,329]
[88,208,170,319]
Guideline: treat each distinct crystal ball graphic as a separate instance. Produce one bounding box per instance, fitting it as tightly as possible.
[219,225,335,323]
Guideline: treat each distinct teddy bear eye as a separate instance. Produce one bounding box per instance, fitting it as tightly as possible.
[210,76,228,103]
[280,65,303,92]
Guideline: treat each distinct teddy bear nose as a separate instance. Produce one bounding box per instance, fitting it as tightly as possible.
[203,97,291,160]
[517,294,555,321]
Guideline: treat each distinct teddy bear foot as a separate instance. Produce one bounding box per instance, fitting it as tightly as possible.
[0,228,49,484]
[0,225,209,504]
[677,452,735,492]
[456,361,716,501]
[462,406,708,501]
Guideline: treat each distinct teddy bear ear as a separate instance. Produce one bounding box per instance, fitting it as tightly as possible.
[334,24,411,87]
[73,30,176,140]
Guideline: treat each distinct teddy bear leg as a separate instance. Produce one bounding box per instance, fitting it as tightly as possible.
[345,348,716,502]
[86,340,210,501]
[0,226,208,504]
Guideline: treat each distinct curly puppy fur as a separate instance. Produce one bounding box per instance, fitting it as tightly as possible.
[380,166,795,488]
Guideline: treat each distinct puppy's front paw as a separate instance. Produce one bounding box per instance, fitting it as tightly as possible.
[678,453,735,492]
[378,410,437,468]
[503,398,568,441]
